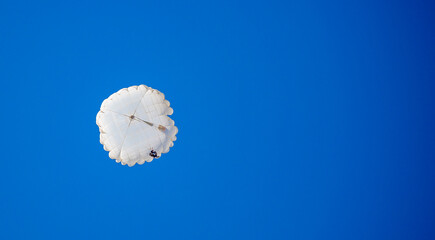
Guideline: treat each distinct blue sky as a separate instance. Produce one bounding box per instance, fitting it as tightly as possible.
[1,0,434,239]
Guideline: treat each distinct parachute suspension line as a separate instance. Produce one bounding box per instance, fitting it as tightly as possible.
[131,88,148,118]
[118,115,133,161]
[105,109,130,118]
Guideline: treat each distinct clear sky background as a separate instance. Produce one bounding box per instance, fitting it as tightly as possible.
[0,0,434,239]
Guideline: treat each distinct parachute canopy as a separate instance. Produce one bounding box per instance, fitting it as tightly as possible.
[96,85,178,166]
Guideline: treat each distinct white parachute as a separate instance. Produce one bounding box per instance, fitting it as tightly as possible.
[96,85,178,166]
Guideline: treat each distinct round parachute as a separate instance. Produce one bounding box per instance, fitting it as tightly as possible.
[96,85,178,166]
